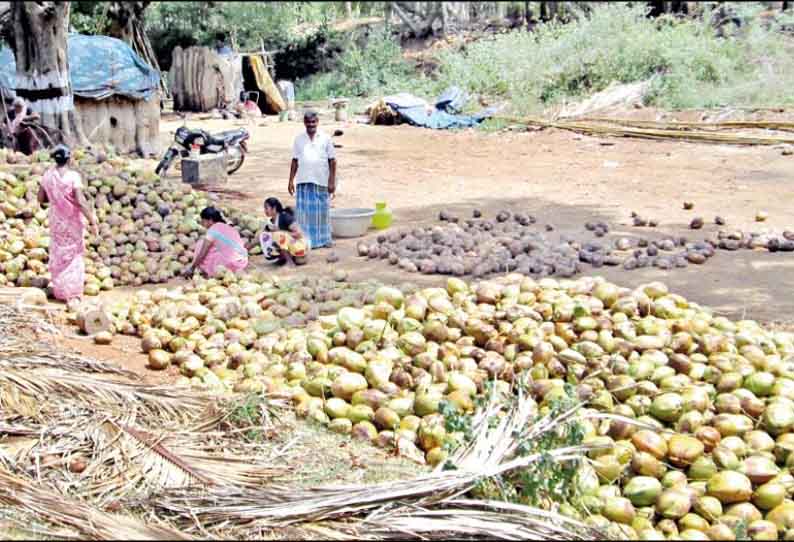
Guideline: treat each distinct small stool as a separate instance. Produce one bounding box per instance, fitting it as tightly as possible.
[332,99,349,122]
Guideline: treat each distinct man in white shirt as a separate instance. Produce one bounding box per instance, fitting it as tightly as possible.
[288,110,336,249]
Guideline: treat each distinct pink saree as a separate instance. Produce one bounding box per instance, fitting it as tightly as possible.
[40,167,86,301]
[198,223,248,276]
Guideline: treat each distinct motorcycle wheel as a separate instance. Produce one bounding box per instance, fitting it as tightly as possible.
[226,146,245,175]
[155,151,177,176]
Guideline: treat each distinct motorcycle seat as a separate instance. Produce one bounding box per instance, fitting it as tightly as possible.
[208,129,247,146]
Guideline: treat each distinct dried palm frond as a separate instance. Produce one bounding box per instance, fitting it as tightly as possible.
[0,302,61,340]
[0,349,139,377]
[92,419,284,491]
[90,419,215,491]
[0,304,136,378]
[0,368,211,424]
[0,423,40,437]
[144,392,606,541]
[313,499,602,540]
[0,466,192,540]
[0,382,41,418]
[0,506,81,540]
[4,410,286,507]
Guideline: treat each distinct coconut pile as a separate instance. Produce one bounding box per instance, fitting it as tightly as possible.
[356,209,794,279]
[0,148,264,292]
[91,265,794,539]
[101,271,408,386]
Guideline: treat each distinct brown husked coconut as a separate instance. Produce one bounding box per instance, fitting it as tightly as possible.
[93,331,114,345]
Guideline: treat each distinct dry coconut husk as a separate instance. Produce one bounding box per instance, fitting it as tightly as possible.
[366,100,400,126]
[76,307,112,335]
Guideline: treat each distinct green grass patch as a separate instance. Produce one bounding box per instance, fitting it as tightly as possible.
[297,2,794,116]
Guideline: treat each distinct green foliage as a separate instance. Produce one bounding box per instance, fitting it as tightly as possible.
[273,27,345,83]
[226,393,272,442]
[439,382,586,510]
[295,28,434,100]
[70,1,111,35]
[733,518,749,540]
[514,390,585,507]
[142,2,350,71]
[439,399,474,443]
[454,386,584,506]
[335,28,412,97]
[433,2,794,113]
[63,1,794,112]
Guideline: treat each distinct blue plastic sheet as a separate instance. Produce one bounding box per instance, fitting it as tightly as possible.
[435,85,468,113]
[393,105,497,130]
[382,87,495,130]
[0,34,160,101]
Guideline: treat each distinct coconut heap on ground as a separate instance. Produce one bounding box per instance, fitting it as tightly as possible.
[358,209,794,280]
[0,148,264,292]
[92,267,794,539]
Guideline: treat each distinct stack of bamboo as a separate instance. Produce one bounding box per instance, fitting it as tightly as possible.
[496,114,794,146]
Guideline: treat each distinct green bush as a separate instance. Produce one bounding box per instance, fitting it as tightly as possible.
[296,2,794,113]
[433,2,794,113]
[296,29,433,101]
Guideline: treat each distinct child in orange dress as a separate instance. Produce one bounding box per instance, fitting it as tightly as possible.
[250,197,308,266]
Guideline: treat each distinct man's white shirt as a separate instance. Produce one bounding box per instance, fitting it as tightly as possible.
[292,130,336,187]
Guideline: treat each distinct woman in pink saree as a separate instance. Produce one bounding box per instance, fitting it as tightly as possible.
[184,207,248,277]
[37,145,98,307]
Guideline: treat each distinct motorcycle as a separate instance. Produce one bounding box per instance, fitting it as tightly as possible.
[155,125,250,177]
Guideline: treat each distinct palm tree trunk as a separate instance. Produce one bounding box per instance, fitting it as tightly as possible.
[9,1,85,145]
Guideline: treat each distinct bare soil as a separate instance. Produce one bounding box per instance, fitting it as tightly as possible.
[61,105,794,380]
[161,107,794,316]
[7,106,794,539]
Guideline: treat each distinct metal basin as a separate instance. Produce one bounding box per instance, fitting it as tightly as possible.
[330,208,375,238]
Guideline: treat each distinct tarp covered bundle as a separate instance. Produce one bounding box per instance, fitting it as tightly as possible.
[0,34,160,101]
[375,86,496,130]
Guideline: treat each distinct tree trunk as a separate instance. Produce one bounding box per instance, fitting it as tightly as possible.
[459,2,470,23]
[345,1,353,19]
[9,1,85,146]
[540,1,549,21]
[392,1,441,37]
[385,1,393,31]
[548,1,560,20]
[670,1,688,14]
[104,1,167,96]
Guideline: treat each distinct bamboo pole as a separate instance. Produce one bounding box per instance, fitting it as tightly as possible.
[577,116,794,133]
[494,115,794,146]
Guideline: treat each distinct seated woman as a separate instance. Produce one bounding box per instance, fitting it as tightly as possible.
[247,197,308,266]
[184,207,248,277]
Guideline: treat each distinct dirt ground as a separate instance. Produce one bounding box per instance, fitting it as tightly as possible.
[160,107,794,317]
[6,107,794,540]
[55,105,794,379]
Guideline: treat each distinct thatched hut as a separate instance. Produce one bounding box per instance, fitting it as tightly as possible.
[0,33,161,157]
[169,46,286,115]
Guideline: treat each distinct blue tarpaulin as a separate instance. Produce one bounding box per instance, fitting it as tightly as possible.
[0,34,160,101]
[435,85,468,113]
[382,86,495,130]
[390,106,496,130]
